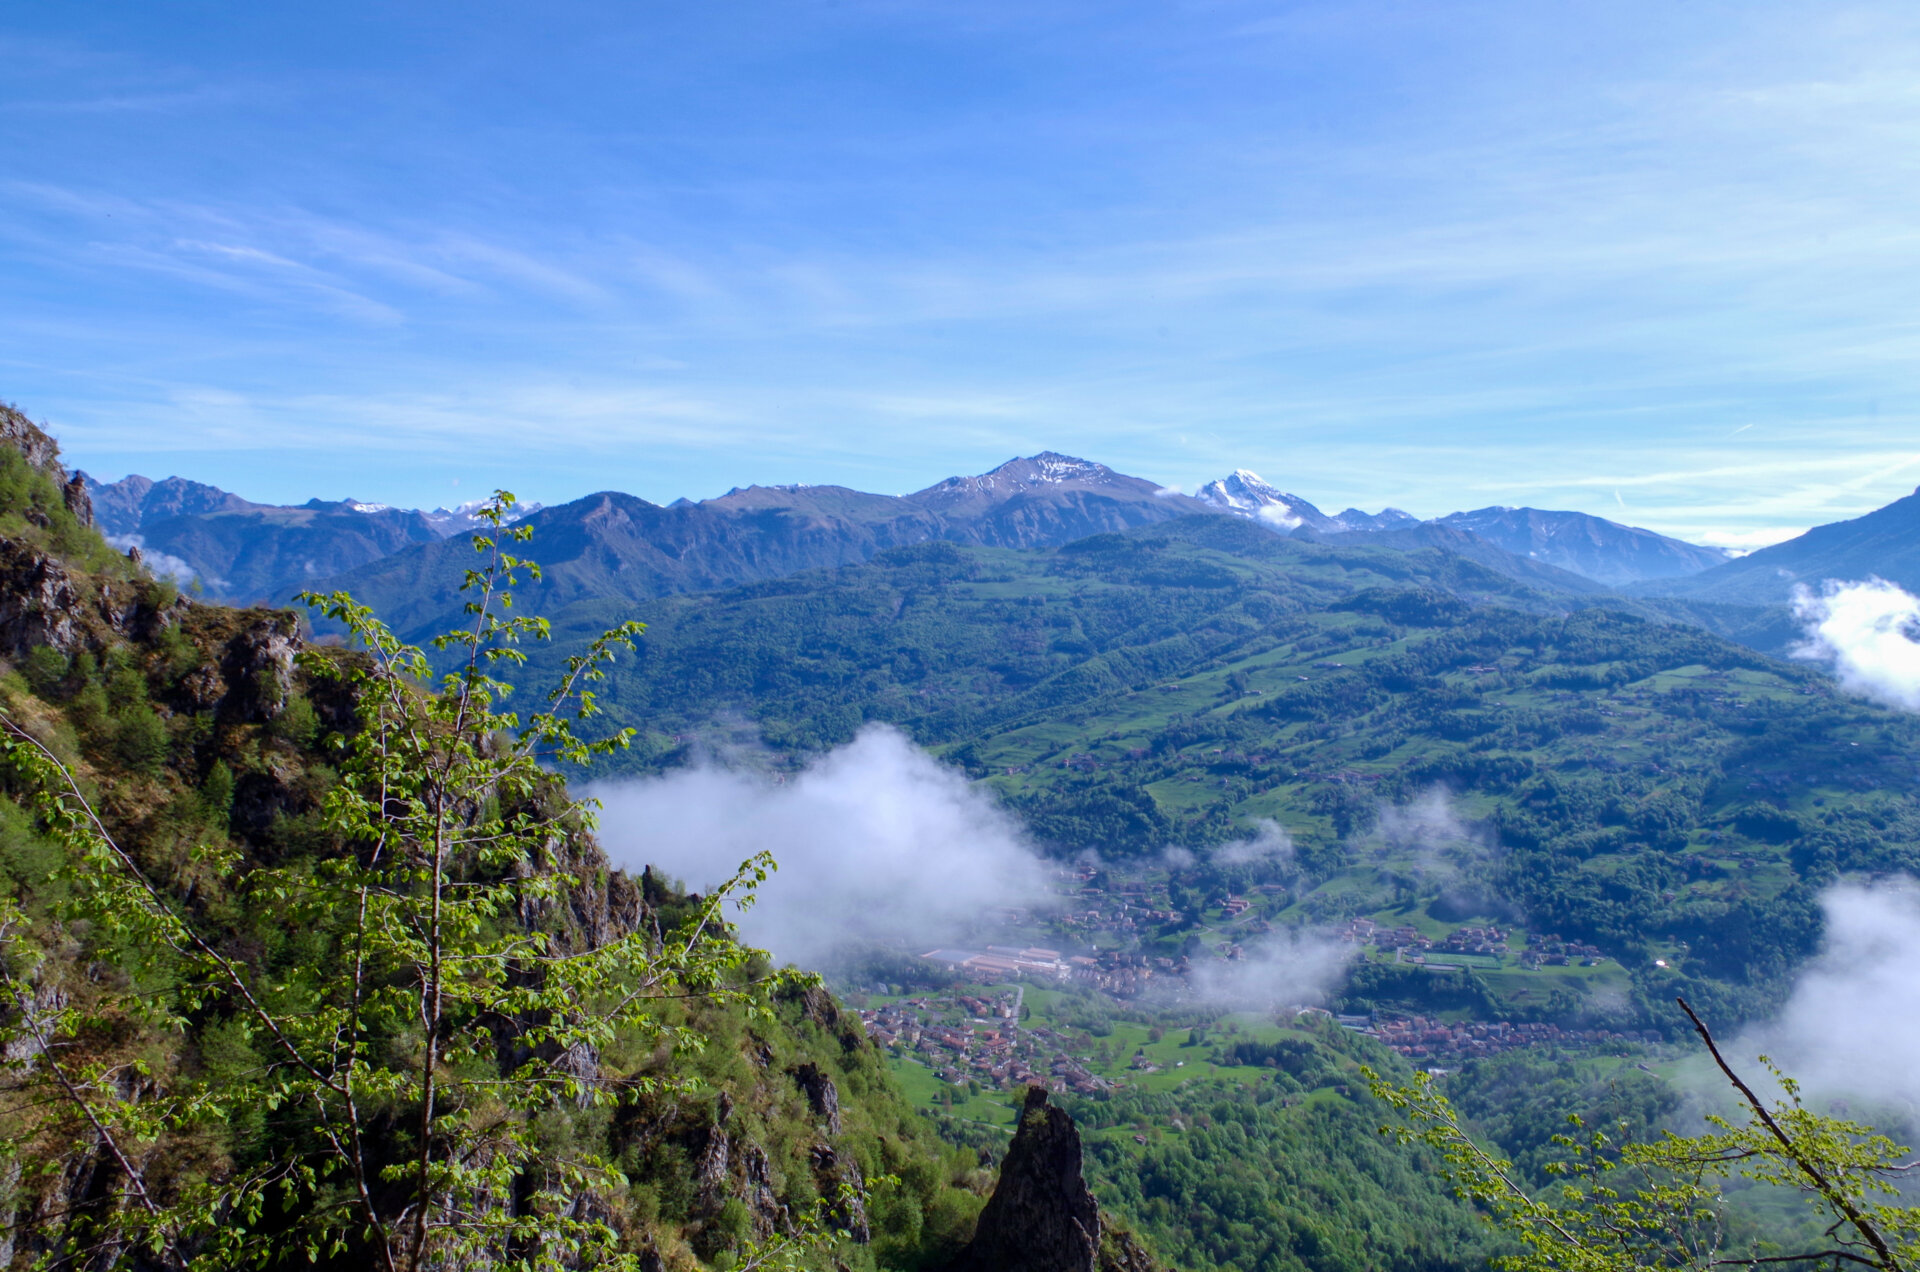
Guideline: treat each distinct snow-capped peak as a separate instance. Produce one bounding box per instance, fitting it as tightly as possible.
[1195,469,1413,535]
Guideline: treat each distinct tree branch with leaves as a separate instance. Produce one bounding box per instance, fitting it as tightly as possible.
[1367,998,1920,1272]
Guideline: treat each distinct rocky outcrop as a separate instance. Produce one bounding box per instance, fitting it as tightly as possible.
[218,613,299,722]
[943,1086,1164,1272]
[689,1092,786,1257]
[61,474,92,529]
[809,1143,869,1243]
[1098,1226,1164,1272]
[0,406,62,477]
[942,1087,1102,1272]
[793,1062,842,1133]
[0,539,90,657]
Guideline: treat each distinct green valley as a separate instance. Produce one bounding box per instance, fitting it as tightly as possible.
[492,519,1920,1035]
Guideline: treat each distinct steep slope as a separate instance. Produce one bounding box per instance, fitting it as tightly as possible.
[0,411,994,1271]
[1633,486,1920,605]
[1435,506,1730,586]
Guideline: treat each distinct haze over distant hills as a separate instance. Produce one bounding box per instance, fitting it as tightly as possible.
[1433,506,1731,586]
[87,450,1760,614]
[82,472,540,604]
[1630,486,1920,605]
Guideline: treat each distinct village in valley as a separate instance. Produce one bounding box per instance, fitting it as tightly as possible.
[851,861,1659,1103]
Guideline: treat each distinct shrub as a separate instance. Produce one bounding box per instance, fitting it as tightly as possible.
[21,647,66,698]
[112,703,168,774]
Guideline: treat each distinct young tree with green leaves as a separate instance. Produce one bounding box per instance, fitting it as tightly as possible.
[0,495,830,1270]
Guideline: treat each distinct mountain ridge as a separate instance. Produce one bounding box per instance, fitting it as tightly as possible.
[87,452,1749,614]
[1629,485,1920,605]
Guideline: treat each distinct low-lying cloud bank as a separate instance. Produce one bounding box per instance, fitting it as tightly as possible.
[589,726,1051,970]
[1791,577,1920,711]
[1211,818,1296,867]
[1184,928,1356,1012]
[1739,587,1920,1108]
[108,534,203,589]
[1734,879,1920,1112]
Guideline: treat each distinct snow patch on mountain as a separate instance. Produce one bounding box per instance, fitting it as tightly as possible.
[421,499,544,536]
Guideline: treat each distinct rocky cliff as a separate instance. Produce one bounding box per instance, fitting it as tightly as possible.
[942,1087,1163,1272]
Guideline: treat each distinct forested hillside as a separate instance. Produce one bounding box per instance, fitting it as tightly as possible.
[0,408,1543,1272]
[497,519,1920,1033]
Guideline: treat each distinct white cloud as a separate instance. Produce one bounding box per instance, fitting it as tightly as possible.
[1690,525,1806,552]
[1737,596,1920,1111]
[588,725,1051,969]
[1791,578,1920,711]
[1211,818,1296,866]
[1255,504,1303,531]
[106,533,203,588]
[1734,879,1920,1111]
[1184,927,1357,1011]
[1370,788,1488,862]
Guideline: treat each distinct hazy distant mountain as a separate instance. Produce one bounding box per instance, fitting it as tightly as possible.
[1433,506,1731,587]
[1189,469,1720,586]
[133,499,444,604]
[82,475,546,605]
[318,486,954,638]
[1310,522,1613,594]
[419,498,546,536]
[84,473,257,536]
[322,453,1227,641]
[95,448,1760,623]
[321,452,1633,642]
[906,451,1215,543]
[1632,486,1920,605]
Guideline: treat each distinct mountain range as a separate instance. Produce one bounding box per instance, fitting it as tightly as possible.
[84,472,540,604]
[14,404,1920,1268]
[88,451,1750,617]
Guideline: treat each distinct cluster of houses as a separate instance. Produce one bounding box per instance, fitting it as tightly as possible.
[1051,901,1183,937]
[1054,949,1194,997]
[1335,918,1610,968]
[1367,1015,1660,1061]
[1439,925,1508,955]
[1521,935,1608,967]
[1342,918,1439,951]
[856,995,1111,1096]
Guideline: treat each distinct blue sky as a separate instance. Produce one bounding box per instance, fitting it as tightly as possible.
[5,1,1920,546]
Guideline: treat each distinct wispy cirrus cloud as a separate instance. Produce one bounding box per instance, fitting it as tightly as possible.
[9,1,1920,525]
